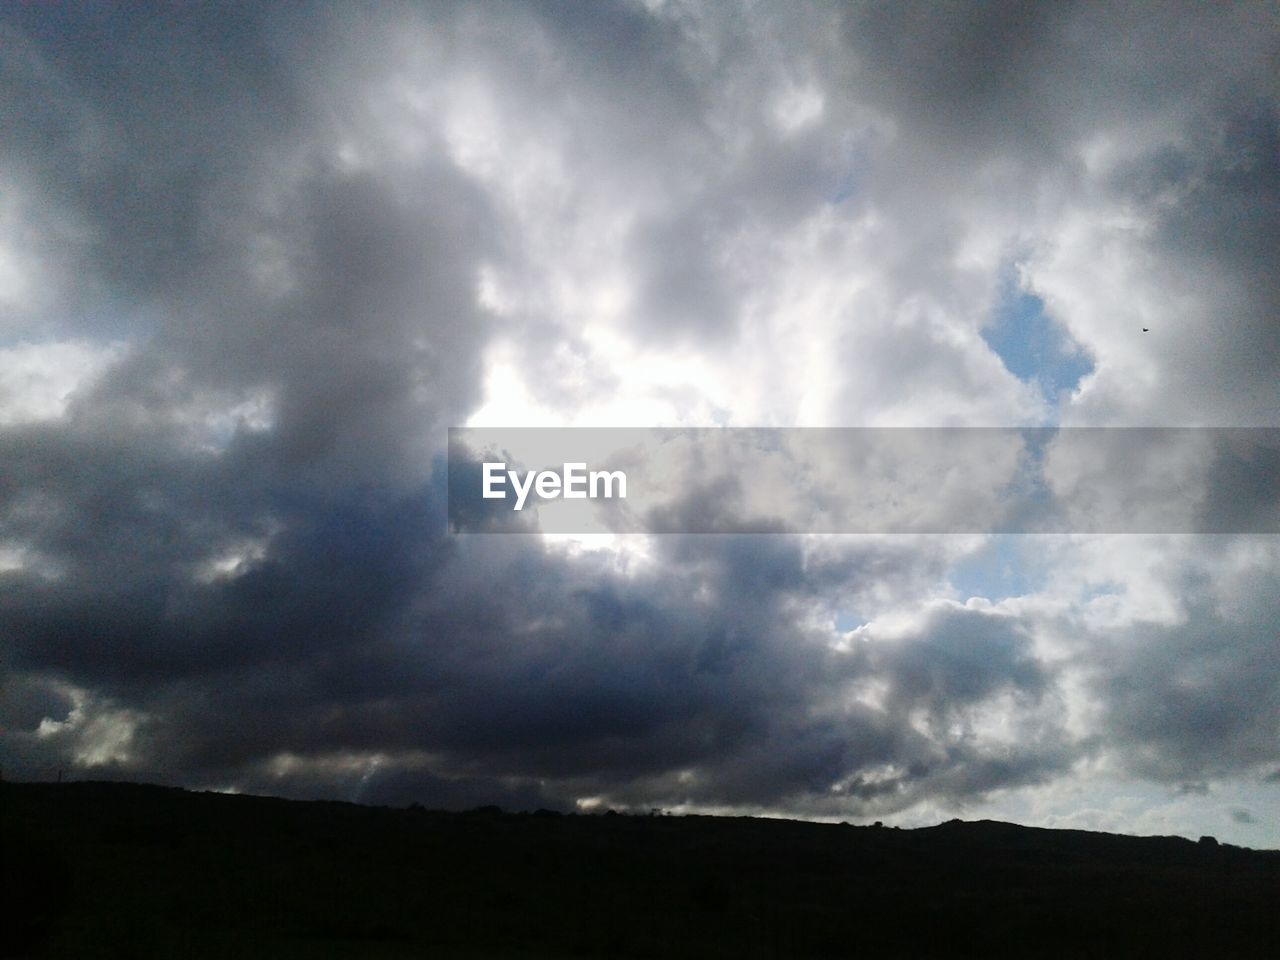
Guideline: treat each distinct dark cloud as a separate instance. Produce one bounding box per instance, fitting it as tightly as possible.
[0,1,1277,837]
[0,674,73,732]
[1083,550,1280,783]
[3,523,1067,814]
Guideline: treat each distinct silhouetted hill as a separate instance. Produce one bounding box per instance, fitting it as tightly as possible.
[3,780,1277,958]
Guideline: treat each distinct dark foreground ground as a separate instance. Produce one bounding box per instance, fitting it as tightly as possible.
[3,781,1278,959]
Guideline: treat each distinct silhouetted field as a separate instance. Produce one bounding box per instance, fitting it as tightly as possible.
[3,781,1277,958]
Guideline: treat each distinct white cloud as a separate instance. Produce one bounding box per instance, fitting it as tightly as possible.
[0,339,124,425]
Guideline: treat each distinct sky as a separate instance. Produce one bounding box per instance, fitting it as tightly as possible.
[1,1,1278,846]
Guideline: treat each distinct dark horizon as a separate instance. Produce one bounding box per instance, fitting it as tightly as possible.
[6,773,1278,854]
[7,778,1279,957]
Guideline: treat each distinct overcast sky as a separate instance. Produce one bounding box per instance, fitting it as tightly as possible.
[2,1,1278,846]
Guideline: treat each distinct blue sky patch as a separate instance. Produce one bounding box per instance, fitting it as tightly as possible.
[983,267,1093,408]
[948,535,1046,602]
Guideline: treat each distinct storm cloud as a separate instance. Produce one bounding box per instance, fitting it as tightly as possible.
[1,2,1277,844]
